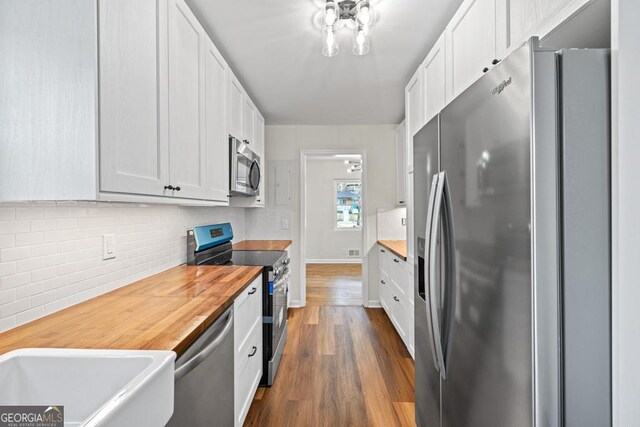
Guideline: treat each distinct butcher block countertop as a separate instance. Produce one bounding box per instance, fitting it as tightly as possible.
[233,240,292,251]
[0,265,262,358]
[378,240,408,261]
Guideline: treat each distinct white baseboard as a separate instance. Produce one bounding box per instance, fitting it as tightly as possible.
[289,300,303,308]
[367,300,382,308]
[305,259,362,264]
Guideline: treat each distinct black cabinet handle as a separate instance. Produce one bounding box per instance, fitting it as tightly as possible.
[394,296,400,302]
[492,58,501,65]
[381,280,386,285]
[248,287,257,295]
[399,201,405,204]
[174,186,181,191]
[243,139,249,144]
[164,185,174,190]
[380,249,386,253]
[393,259,400,263]
[248,346,257,357]
[483,67,489,73]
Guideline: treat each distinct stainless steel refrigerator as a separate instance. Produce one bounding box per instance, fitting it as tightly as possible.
[414,38,611,427]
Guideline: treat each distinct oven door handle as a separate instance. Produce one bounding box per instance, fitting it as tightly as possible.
[174,308,234,381]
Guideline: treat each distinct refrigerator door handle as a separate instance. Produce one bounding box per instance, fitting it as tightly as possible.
[429,171,447,379]
[424,174,441,374]
[441,171,457,377]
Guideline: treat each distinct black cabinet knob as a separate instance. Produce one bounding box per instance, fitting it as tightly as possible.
[492,58,501,65]
[164,185,174,190]
[174,186,181,191]
[483,67,489,73]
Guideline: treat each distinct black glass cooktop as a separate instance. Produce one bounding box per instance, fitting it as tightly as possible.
[230,250,286,268]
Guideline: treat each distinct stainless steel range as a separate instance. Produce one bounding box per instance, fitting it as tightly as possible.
[186,223,289,386]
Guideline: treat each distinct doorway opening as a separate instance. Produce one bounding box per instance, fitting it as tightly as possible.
[300,150,368,306]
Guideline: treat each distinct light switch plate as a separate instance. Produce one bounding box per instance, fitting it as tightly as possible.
[281,219,289,230]
[103,234,116,260]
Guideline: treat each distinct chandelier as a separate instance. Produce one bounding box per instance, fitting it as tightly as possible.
[317,0,374,57]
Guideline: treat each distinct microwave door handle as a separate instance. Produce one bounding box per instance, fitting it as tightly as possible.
[429,171,447,379]
[424,174,441,374]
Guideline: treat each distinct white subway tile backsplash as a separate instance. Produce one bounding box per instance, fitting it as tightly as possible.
[1,298,30,317]
[0,221,30,235]
[0,235,14,249]
[15,232,44,247]
[0,208,15,221]
[0,202,246,332]
[0,246,31,262]
[0,272,31,290]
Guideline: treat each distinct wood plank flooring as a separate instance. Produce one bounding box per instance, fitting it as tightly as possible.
[244,306,415,426]
[306,263,363,306]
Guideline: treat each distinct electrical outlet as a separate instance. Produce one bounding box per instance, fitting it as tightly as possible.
[103,234,116,260]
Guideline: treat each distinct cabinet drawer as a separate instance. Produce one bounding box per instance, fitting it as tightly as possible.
[379,269,391,312]
[235,322,262,427]
[378,245,392,276]
[234,276,262,351]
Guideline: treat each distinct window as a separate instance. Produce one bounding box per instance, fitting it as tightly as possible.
[335,180,363,229]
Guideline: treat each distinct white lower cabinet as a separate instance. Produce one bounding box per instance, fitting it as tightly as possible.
[377,244,414,357]
[234,276,263,427]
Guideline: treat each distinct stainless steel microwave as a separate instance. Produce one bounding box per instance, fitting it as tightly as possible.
[230,136,261,197]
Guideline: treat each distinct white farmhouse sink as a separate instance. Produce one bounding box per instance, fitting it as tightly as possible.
[0,348,175,427]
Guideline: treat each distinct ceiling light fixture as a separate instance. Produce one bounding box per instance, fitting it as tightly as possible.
[319,0,374,57]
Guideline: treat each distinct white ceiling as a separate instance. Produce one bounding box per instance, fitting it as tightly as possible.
[187,0,463,125]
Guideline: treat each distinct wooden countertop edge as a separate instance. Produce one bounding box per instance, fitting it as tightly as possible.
[377,240,408,261]
[170,267,263,356]
[0,266,264,358]
[233,239,293,251]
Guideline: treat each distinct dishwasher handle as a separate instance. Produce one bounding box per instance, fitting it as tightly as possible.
[174,308,234,381]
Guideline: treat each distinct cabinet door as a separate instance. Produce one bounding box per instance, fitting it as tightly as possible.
[168,0,207,199]
[395,121,407,206]
[405,68,424,139]
[445,0,498,101]
[242,97,255,145]
[204,37,229,203]
[227,71,243,141]
[422,33,447,123]
[99,0,168,196]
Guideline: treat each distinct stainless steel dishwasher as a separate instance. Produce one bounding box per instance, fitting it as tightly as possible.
[167,306,234,426]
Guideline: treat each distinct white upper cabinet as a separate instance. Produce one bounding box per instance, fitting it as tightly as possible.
[99,0,168,197]
[422,33,447,124]
[445,0,502,101]
[228,71,244,141]
[242,97,256,145]
[167,0,208,200]
[395,121,407,207]
[405,68,424,140]
[204,38,230,203]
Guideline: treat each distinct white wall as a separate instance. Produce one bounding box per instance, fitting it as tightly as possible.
[611,0,640,424]
[0,202,245,332]
[245,125,397,307]
[306,159,362,263]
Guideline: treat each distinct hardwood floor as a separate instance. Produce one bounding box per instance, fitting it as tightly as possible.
[244,306,415,426]
[306,263,362,306]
